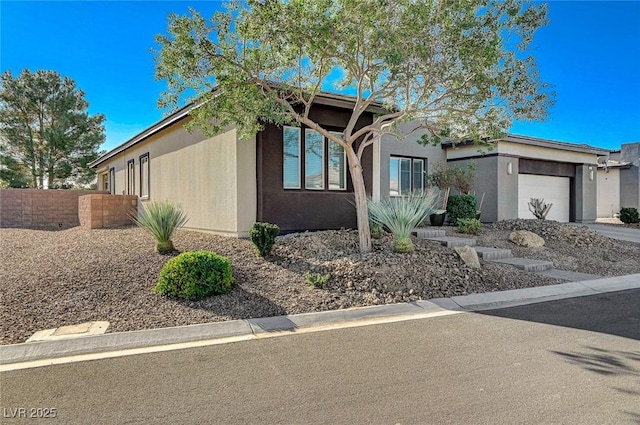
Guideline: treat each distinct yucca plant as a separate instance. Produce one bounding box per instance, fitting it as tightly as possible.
[367,189,439,253]
[133,200,189,254]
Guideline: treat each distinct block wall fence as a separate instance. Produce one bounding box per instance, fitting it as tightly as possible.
[0,189,137,230]
[78,194,138,229]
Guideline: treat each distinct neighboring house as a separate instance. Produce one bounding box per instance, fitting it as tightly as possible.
[90,94,617,236]
[441,136,609,223]
[597,142,640,218]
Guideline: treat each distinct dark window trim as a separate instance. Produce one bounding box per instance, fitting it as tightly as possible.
[139,153,150,199]
[126,159,135,195]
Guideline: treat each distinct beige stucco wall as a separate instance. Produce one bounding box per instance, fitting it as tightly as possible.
[373,126,447,200]
[597,168,621,218]
[97,120,256,237]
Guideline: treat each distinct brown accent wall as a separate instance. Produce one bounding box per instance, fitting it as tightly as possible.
[78,194,138,229]
[257,104,374,232]
[0,189,107,230]
[519,158,576,177]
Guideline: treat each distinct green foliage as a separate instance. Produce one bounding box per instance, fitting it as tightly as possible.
[155,0,553,253]
[133,200,189,254]
[304,271,330,289]
[248,222,280,257]
[155,250,234,300]
[0,70,105,188]
[0,178,8,189]
[446,195,478,225]
[620,207,640,224]
[456,218,483,235]
[428,162,476,194]
[368,189,439,253]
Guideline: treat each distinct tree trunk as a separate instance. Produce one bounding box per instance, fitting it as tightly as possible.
[345,147,372,253]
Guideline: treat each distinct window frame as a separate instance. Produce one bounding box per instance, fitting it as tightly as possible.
[283,126,301,189]
[389,156,426,197]
[126,159,135,195]
[108,167,115,195]
[139,153,150,199]
[328,132,347,191]
[304,128,325,190]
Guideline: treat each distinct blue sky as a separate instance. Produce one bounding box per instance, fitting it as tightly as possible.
[1,1,639,152]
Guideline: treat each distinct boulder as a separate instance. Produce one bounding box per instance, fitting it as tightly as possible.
[509,230,545,247]
[454,245,481,269]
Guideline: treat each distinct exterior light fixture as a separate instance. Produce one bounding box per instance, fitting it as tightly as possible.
[507,162,513,175]
[588,165,594,181]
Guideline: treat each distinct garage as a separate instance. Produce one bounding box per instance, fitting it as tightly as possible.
[518,174,570,222]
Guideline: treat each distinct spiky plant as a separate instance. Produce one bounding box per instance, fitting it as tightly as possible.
[528,198,553,220]
[367,189,439,253]
[133,200,189,254]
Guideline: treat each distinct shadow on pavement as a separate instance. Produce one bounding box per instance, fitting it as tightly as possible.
[478,289,640,340]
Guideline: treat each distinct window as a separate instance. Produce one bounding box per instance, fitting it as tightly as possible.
[390,157,426,196]
[283,127,347,191]
[283,127,301,189]
[305,129,324,190]
[108,168,115,195]
[127,159,135,195]
[140,153,149,198]
[328,132,346,190]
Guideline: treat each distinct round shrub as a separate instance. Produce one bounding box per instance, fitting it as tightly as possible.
[155,251,234,301]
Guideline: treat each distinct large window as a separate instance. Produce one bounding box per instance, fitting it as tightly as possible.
[140,153,149,199]
[305,129,324,190]
[283,126,301,189]
[283,127,347,191]
[390,157,426,196]
[127,159,135,195]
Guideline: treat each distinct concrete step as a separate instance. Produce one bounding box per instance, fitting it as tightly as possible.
[487,257,553,272]
[412,228,446,238]
[426,236,476,248]
[535,269,603,282]
[473,246,513,260]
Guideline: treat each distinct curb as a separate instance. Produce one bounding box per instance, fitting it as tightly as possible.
[2,273,639,367]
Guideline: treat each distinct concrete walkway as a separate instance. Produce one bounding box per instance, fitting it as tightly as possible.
[577,223,640,244]
[2,273,639,368]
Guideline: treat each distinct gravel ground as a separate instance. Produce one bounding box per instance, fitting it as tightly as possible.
[1,221,639,345]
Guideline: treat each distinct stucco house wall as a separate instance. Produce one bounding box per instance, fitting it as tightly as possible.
[597,168,621,217]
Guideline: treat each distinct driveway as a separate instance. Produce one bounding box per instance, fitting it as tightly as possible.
[2,290,639,424]
[578,223,640,244]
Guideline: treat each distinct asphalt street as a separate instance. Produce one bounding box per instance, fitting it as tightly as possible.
[1,290,639,425]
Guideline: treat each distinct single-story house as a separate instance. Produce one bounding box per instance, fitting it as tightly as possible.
[596,142,640,218]
[90,93,619,236]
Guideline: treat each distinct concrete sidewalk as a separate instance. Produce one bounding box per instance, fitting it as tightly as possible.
[577,223,640,243]
[1,273,639,367]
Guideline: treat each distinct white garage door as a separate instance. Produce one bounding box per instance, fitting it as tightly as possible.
[518,174,570,222]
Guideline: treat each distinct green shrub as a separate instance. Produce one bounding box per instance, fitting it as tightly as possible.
[620,207,640,224]
[248,222,280,256]
[133,200,188,254]
[457,218,483,235]
[446,194,477,225]
[304,272,330,288]
[155,251,234,301]
[368,189,439,253]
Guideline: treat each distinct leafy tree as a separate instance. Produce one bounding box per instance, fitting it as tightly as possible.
[155,0,554,253]
[0,70,106,189]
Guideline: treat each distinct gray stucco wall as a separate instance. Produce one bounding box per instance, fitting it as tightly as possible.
[446,156,518,223]
[574,164,598,223]
[620,143,640,210]
[375,127,446,200]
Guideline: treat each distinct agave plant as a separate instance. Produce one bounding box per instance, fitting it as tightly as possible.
[367,189,439,253]
[133,200,189,254]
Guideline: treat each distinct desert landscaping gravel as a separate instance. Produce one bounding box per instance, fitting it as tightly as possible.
[1,220,639,345]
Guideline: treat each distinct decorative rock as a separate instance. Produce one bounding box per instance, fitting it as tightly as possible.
[453,245,481,269]
[509,230,545,247]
